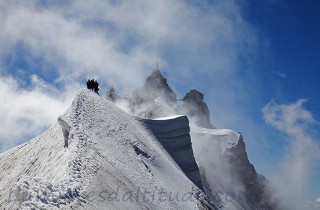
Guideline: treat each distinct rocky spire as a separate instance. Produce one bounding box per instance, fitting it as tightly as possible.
[225,135,278,209]
[183,89,214,128]
[132,68,176,103]
[154,58,160,71]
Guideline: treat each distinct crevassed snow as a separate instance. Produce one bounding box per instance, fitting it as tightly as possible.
[0,89,215,210]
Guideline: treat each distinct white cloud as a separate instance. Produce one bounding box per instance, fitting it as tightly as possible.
[0,0,259,152]
[262,100,320,209]
[310,197,320,208]
[272,71,287,78]
[0,0,257,91]
[0,75,77,152]
[263,99,316,135]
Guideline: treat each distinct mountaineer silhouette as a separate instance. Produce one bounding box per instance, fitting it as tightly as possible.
[86,79,99,94]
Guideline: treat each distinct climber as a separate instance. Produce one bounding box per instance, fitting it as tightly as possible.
[89,79,94,90]
[86,79,100,94]
[94,80,99,94]
[86,79,90,89]
[86,79,93,91]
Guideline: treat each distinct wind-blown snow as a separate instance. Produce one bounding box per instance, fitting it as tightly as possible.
[191,127,240,154]
[0,89,214,210]
[190,126,246,210]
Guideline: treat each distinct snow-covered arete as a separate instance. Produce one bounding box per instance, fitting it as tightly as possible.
[0,90,215,210]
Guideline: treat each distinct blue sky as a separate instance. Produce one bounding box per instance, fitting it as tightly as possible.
[247,0,320,103]
[0,0,320,209]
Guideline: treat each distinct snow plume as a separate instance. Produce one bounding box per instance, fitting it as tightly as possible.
[0,75,77,152]
[262,99,320,210]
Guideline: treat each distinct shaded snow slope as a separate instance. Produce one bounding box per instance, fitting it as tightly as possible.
[190,127,245,210]
[137,116,203,191]
[191,127,275,210]
[0,89,216,210]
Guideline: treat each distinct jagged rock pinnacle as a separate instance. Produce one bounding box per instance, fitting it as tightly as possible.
[131,70,177,104]
[144,70,175,100]
[183,89,214,129]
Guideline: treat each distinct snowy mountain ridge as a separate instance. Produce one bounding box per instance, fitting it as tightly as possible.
[0,90,215,210]
[0,70,278,210]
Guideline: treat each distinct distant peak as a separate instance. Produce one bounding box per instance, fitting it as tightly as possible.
[145,69,166,87]
[183,89,214,129]
[183,89,204,103]
[154,59,160,71]
[149,69,163,79]
[129,69,177,105]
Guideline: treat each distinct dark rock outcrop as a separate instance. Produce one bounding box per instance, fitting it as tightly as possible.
[144,70,177,102]
[130,70,177,106]
[183,89,214,129]
[225,135,278,210]
[127,70,181,119]
[106,86,118,102]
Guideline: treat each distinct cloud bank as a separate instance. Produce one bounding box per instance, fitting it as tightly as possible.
[0,0,258,152]
[0,0,256,89]
[263,99,320,209]
[0,75,78,152]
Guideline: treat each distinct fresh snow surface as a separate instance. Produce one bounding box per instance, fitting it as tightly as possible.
[191,126,240,154]
[0,89,213,210]
[153,115,184,120]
